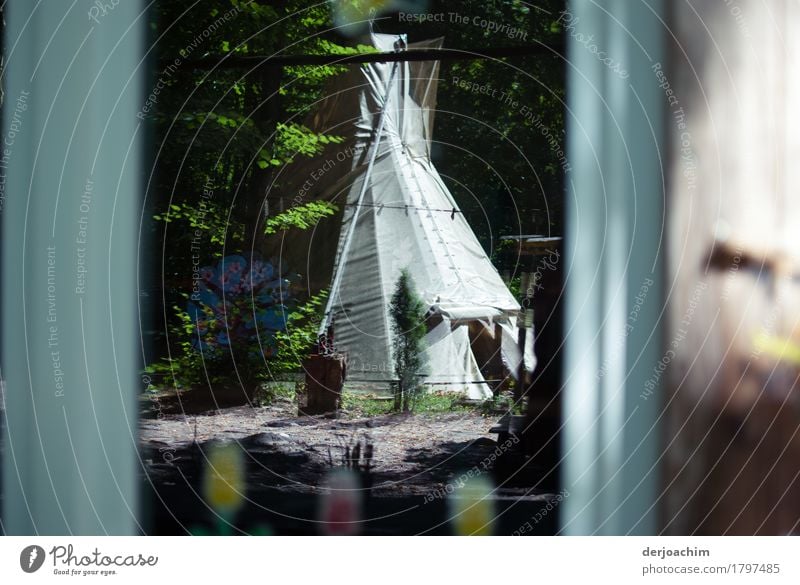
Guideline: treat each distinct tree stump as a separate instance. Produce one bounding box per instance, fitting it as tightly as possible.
[301,353,346,415]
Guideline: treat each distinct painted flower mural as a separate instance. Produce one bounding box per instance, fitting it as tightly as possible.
[186,255,292,358]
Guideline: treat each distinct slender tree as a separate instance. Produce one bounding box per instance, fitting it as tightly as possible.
[389,270,428,412]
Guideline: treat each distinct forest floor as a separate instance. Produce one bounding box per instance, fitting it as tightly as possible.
[138,390,558,534]
[141,392,505,496]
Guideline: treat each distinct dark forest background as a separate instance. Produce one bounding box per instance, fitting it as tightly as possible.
[143,0,566,378]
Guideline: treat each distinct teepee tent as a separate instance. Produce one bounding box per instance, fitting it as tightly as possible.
[270,33,528,399]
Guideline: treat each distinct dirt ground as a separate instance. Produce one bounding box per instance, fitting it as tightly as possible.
[141,396,511,496]
[138,394,558,534]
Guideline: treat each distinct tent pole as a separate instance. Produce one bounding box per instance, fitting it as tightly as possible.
[318,36,406,340]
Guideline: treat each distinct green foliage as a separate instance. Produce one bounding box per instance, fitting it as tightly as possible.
[413,391,471,414]
[145,299,272,391]
[271,290,329,375]
[147,1,360,320]
[340,390,471,418]
[147,200,336,391]
[264,202,339,234]
[340,393,393,418]
[253,382,297,407]
[506,275,521,300]
[153,201,243,252]
[480,389,522,416]
[145,304,212,389]
[281,40,376,109]
[146,0,566,389]
[267,122,345,167]
[389,270,428,412]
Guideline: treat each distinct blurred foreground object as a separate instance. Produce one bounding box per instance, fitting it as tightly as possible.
[204,442,246,517]
[318,468,363,535]
[1,0,145,534]
[448,475,495,536]
[663,0,800,535]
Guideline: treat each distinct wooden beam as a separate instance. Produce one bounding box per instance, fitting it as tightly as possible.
[169,42,564,70]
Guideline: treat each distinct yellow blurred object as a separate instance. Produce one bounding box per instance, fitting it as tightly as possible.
[753,332,800,365]
[203,442,246,518]
[449,475,495,536]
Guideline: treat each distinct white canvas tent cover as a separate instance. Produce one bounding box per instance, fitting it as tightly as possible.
[275,33,528,399]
